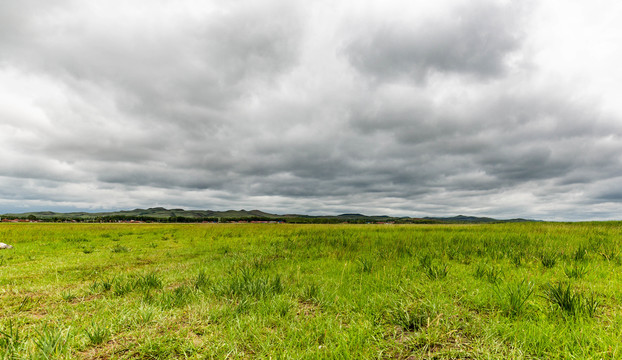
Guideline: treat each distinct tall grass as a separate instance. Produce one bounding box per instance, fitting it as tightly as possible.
[1,222,621,358]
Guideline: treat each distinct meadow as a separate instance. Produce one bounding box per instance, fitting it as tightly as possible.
[1,222,621,359]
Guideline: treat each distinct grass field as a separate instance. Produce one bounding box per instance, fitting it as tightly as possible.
[1,222,622,359]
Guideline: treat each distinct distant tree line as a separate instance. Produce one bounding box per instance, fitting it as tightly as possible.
[3,214,453,224]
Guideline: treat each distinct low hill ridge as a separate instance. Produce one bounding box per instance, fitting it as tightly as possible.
[1,208,538,223]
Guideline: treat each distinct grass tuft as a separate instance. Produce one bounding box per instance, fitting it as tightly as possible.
[545,282,600,317]
[90,276,114,293]
[474,264,502,284]
[418,254,433,269]
[564,263,588,279]
[299,283,321,303]
[495,279,534,317]
[135,305,157,324]
[158,285,196,309]
[600,247,619,262]
[511,253,523,267]
[357,257,373,273]
[573,245,588,262]
[16,296,38,312]
[33,326,71,359]
[111,245,129,253]
[387,302,435,332]
[221,268,284,299]
[194,269,210,291]
[84,323,110,346]
[61,290,77,302]
[0,320,22,357]
[135,272,163,291]
[423,263,448,280]
[112,277,135,296]
[539,252,558,268]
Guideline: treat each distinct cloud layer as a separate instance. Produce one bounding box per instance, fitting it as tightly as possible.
[1,0,622,220]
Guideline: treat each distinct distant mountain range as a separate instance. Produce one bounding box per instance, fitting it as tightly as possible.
[1,207,539,223]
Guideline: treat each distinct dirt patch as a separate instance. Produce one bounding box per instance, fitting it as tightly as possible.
[296,300,320,317]
[77,338,129,360]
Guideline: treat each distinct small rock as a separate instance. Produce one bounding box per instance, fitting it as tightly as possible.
[0,243,13,249]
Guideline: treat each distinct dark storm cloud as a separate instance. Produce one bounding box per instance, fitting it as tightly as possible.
[344,1,523,82]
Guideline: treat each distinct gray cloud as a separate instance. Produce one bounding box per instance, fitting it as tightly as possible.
[1,1,622,220]
[1,0,304,131]
[344,1,524,82]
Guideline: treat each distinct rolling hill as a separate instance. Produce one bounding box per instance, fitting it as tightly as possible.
[1,208,538,223]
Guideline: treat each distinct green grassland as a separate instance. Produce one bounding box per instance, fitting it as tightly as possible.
[1,222,622,359]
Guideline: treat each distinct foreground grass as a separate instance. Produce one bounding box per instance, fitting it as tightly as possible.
[1,222,622,359]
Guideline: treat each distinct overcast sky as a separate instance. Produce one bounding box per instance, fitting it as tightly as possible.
[1,0,622,220]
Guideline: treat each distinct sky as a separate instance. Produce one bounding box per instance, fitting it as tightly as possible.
[1,0,622,220]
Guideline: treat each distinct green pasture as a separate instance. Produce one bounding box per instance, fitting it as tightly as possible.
[1,222,622,359]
